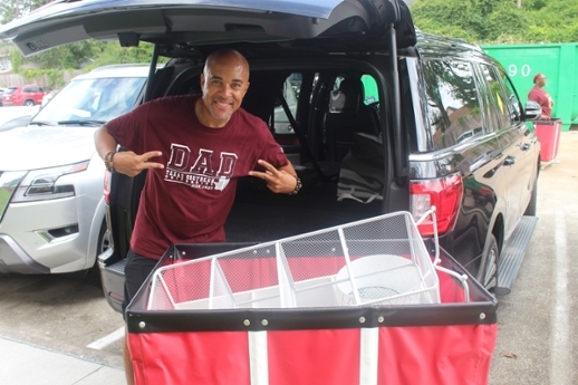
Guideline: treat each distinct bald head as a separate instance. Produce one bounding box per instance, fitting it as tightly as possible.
[204,49,250,81]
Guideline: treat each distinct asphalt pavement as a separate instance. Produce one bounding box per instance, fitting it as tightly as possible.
[489,128,578,385]
[0,128,575,385]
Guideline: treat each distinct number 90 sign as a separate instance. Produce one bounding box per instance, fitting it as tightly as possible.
[508,64,531,77]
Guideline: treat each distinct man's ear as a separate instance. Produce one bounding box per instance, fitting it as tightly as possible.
[242,81,250,97]
[200,74,206,90]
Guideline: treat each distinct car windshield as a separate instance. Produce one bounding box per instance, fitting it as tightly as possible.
[32,76,146,125]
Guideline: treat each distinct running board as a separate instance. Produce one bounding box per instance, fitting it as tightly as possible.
[495,215,538,296]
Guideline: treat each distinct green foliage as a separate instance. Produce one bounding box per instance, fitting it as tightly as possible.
[412,0,476,40]
[19,68,66,87]
[411,0,578,44]
[5,39,157,85]
[483,4,528,42]
[25,41,96,69]
[88,41,157,69]
[524,0,578,43]
[9,49,22,72]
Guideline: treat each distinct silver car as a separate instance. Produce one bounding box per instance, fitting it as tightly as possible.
[0,64,148,283]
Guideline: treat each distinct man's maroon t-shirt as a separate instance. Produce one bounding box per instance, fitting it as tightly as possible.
[106,95,288,259]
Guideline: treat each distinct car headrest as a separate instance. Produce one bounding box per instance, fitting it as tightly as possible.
[329,78,363,114]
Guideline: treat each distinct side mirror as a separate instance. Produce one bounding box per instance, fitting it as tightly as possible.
[0,115,32,132]
[523,100,541,121]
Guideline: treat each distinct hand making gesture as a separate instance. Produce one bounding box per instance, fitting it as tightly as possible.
[249,159,300,194]
[111,150,164,177]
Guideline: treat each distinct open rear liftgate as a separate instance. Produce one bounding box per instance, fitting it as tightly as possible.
[126,210,498,385]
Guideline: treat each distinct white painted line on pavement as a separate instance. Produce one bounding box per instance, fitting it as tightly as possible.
[87,326,125,350]
[549,209,570,385]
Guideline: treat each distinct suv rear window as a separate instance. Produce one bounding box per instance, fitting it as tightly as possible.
[423,59,483,149]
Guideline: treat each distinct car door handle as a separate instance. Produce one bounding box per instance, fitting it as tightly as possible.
[503,156,516,166]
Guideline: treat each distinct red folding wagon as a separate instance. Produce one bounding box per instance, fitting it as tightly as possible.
[125,210,498,385]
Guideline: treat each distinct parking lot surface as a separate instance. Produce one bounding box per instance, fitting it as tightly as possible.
[489,129,578,385]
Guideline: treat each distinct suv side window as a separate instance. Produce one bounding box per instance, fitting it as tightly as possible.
[494,68,522,124]
[479,64,508,132]
[479,64,522,130]
[422,59,483,149]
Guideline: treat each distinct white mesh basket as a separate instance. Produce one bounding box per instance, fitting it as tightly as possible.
[147,211,440,310]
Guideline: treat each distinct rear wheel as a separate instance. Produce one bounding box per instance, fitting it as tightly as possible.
[86,221,111,287]
[23,99,35,106]
[477,234,499,293]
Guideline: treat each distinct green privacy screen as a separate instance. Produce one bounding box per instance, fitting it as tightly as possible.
[483,43,578,131]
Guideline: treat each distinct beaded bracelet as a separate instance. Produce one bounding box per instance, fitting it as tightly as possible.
[104,151,116,173]
[289,174,302,195]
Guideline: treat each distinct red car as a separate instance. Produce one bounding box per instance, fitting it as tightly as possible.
[2,84,52,106]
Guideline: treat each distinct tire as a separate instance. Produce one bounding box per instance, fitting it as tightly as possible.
[477,234,499,294]
[23,100,35,106]
[86,221,111,288]
[524,175,538,216]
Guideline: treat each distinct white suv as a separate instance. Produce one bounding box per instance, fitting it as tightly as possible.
[0,64,148,283]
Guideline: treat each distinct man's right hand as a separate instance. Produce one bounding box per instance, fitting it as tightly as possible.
[113,150,164,177]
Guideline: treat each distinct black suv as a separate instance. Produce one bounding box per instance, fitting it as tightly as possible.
[0,0,540,313]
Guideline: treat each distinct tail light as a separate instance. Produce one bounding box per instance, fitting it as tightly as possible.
[103,170,112,204]
[410,174,463,236]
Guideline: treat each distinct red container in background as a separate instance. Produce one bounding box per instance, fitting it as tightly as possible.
[534,119,561,162]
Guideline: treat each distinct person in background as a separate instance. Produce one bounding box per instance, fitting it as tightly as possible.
[528,73,554,120]
[94,48,300,385]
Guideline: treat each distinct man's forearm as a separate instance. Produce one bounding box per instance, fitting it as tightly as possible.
[94,125,120,172]
[94,125,118,159]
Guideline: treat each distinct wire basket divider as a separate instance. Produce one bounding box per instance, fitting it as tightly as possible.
[416,206,471,302]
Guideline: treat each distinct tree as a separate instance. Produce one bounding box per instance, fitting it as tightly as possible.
[523,0,578,43]
[89,41,156,68]
[27,42,97,69]
[411,0,578,44]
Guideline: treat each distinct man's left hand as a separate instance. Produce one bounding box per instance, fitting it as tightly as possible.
[249,160,298,194]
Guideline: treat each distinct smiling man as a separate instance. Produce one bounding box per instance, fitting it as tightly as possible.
[94,48,300,385]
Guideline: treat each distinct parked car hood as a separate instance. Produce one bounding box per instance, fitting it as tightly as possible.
[0,0,415,57]
[0,125,97,170]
